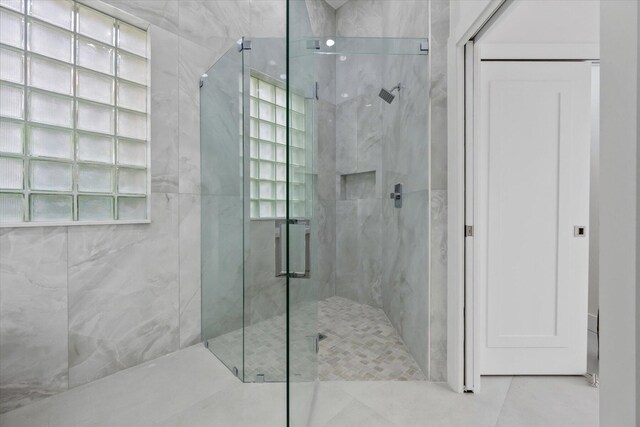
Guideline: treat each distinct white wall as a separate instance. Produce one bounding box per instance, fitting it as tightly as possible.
[600,2,638,425]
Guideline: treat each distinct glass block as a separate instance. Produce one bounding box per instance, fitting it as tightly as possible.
[275,107,286,126]
[250,200,258,218]
[30,193,72,221]
[118,167,146,194]
[276,164,286,181]
[276,201,285,217]
[0,0,23,12]
[249,98,258,118]
[78,5,114,45]
[77,132,114,163]
[259,122,274,142]
[78,37,114,75]
[276,126,285,144]
[258,101,274,122]
[250,179,258,199]
[117,139,145,167]
[117,52,147,85]
[30,160,72,191]
[0,83,24,119]
[117,81,146,112]
[276,182,286,199]
[78,195,113,220]
[118,22,147,57]
[28,90,72,127]
[275,144,285,163]
[0,46,24,83]
[0,157,23,189]
[0,9,23,48]
[259,141,274,161]
[117,196,145,220]
[259,201,274,218]
[77,101,114,134]
[29,125,73,159]
[28,19,73,62]
[259,161,274,180]
[77,69,114,104]
[275,87,286,107]
[249,138,258,158]
[259,181,274,199]
[250,119,258,138]
[292,148,305,166]
[28,55,73,95]
[291,111,305,131]
[0,119,23,154]
[0,192,23,222]
[250,77,258,97]
[249,160,257,178]
[117,109,146,140]
[29,0,74,31]
[291,94,305,113]
[78,163,113,193]
[258,80,274,102]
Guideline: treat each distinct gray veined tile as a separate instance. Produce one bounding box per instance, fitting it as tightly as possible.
[250,0,286,38]
[179,194,202,348]
[179,0,250,48]
[323,399,397,427]
[67,193,180,387]
[0,227,69,414]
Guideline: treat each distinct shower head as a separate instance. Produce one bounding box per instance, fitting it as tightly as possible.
[379,83,401,104]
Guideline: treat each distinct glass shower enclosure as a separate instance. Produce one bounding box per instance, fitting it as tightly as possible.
[200,2,429,424]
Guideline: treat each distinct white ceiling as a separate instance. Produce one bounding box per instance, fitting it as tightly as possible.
[325,0,350,10]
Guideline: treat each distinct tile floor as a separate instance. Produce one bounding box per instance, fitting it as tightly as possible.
[0,344,599,427]
[207,296,425,382]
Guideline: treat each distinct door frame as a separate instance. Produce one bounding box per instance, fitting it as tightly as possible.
[447,0,514,394]
[451,0,599,393]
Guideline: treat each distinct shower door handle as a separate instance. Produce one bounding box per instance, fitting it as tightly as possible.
[275,219,311,279]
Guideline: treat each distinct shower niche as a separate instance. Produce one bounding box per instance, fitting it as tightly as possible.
[200,34,430,394]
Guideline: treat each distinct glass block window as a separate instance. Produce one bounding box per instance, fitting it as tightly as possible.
[249,75,308,219]
[0,0,149,225]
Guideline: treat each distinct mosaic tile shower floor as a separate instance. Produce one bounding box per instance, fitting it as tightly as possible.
[206,296,426,382]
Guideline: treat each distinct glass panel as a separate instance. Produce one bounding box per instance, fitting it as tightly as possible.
[28,55,73,95]
[117,109,146,140]
[30,159,72,191]
[118,22,146,57]
[30,193,72,221]
[0,192,24,222]
[117,196,145,220]
[28,19,73,63]
[0,9,24,48]
[0,46,24,84]
[0,119,24,154]
[77,132,113,163]
[117,51,146,85]
[77,69,114,104]
[0,156,23,189]
[117,167,145,194]
[0,83,24,119]
[28,89,72,127]
[29,125,73,159]
[77,101,114,134]
[200,43,245,381]
[287,1,318,423]
[78,195,113,220]
[117,81,146,112]
[78,163,113,193]
[29,0,74,31]
[77,37,115,75]
[77,5,114,45]
[117,139,145,167]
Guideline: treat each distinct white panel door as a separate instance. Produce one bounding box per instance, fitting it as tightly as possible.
[478,61,591,374]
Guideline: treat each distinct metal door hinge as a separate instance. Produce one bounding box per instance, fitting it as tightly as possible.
[465,225,473,237]
[238,39,252,51]
[420,39,429,54]
[307,39,321,50]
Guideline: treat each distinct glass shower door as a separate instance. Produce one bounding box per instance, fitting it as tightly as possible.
[287,0,319,424]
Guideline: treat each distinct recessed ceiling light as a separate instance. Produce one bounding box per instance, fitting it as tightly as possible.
[339,55,347,62]
[326,39,335,47]
[280,74,287,80]
[341,93,349,98]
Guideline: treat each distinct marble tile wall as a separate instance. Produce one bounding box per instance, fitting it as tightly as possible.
[0,0,298,414]
[334,0,449,381]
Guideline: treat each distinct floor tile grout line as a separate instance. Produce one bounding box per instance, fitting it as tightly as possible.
[493,376,514,427]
